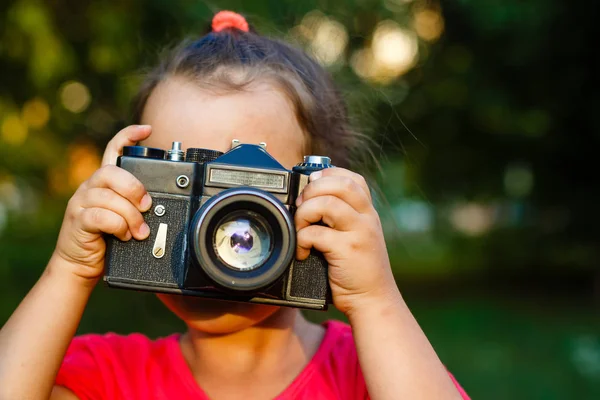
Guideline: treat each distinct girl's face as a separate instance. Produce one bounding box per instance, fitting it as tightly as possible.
[140,76,307,333]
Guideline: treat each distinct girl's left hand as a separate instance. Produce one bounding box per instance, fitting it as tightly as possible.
[295,167,399,316]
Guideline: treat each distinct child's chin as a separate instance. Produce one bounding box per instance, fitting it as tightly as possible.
[156,293,281,333]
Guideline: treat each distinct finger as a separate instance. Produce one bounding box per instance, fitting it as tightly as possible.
[102,125,152,166]
[79,207,131,241]
[294,195,359,232]
[81,188,149,240]
[311,168,371,201]
[86,165,152,212]
[296,224,337,260]
[298,175,372,214]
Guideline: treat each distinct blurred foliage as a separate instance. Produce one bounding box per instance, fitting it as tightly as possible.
[1,0,599,398]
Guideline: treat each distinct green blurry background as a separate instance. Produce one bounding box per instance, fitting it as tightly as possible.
[1,0,599,398]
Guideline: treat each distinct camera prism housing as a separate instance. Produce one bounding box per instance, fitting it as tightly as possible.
[104,142,333,310]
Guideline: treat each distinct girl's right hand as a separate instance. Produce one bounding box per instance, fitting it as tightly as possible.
[51,125,153,283]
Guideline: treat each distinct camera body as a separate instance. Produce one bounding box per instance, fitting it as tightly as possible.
[104,141,332,310]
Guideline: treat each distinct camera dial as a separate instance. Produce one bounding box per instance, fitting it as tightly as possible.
[186,148,224,163]
[293,155,333,175]
[303,155,331,165]
[122,146,165,159]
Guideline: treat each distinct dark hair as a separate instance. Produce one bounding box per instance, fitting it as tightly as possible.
[131,19,365,169]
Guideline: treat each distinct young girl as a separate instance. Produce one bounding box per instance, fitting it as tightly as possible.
[0,11,470,400]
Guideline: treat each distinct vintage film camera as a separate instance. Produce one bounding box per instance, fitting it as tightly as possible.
[104,140,332,310]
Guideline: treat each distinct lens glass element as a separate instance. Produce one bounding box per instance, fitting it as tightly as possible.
[213,211,273,271]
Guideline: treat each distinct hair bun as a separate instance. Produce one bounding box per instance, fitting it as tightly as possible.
[212,11,250,33]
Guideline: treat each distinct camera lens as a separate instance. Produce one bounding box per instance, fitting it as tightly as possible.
[213,211,273,271]
[189,187,296,292]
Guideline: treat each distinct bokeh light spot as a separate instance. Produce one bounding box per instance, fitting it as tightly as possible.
[1,114,28,145]
[352,20,418,84]
[0,178,21,210]
[48,167,69,195]
[450,202,494,236]
[295,11,348,67]
[68,143,101,189]
[350,48,375,80]
[60,81,91,113]
[22,97,50,129]
[310,18,348,66]
[372,21,418,72]
[393,201,433,232]
[413,9,445,42]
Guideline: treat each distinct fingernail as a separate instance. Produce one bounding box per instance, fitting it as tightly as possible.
[124,231,132,241]
[310,171,322,181]
[139,223,150,238]
[140,194,152,211]
[296,192,303,206]
[136,124,151,130]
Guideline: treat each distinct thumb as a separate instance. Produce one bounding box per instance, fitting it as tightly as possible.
[101,125,152,166]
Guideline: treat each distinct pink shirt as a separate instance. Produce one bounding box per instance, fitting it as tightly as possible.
[56,320,469,399]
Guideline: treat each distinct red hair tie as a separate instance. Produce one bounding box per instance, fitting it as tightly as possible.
[212,11,249,33]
